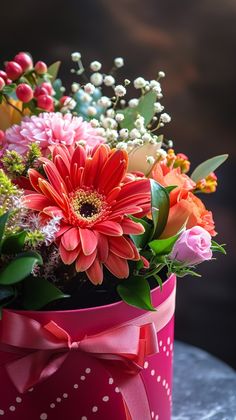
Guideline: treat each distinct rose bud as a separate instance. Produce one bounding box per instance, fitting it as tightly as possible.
[16,83,34,103]
[14,52,33,72]
[5,61,23,81]
[169,226,212,266]
[35,61,48,75]
[34,86,49,98]
[37,94,54,111]
[0,77,5,90]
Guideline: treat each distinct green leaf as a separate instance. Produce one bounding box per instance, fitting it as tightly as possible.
[149,233,180,256]
[153,274,163,289]
[0,212,10,247]
[130,216,153,249]
[0,286,14,302]
[119,91,157,130]
[2,84,17,95]
[22,276,69,310]
[53,78,63,100]
[150,179,169,239]
[117,276,155,311]
[1,231,26,254]
[191,154,228,182]
[0,251,43,285]
[47,61,61,82]
[165,185,177,194]
[211,240,226,255]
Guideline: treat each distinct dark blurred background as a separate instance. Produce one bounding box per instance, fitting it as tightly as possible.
[1,0,236,368]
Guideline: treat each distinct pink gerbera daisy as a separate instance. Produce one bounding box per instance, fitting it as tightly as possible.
[3,112,104,156]
[23,144,150,284]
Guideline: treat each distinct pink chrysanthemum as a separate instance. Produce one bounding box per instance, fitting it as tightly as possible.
[24,144,150,284]
[3,112,104,156]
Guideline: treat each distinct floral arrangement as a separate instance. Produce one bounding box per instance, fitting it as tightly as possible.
[0,51,227,314]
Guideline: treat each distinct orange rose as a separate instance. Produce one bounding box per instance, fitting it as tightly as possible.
[151,162,216,237]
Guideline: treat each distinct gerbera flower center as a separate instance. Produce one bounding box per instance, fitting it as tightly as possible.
[70,189,109,226]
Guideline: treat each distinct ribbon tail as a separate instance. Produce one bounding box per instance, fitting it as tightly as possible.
[107,364,152,420]
[6,350,68,394]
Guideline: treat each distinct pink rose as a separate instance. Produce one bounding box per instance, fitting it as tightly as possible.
[170,226,212,265]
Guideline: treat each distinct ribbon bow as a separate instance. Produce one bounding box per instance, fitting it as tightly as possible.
[0,311,158,420]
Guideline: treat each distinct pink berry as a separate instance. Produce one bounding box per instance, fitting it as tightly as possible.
[6,78,12,85]
[35,61,47,75]
[0,70,7,81]
[16,84,34,103]
[5,61,23,81]
[34,86,48,98]
[37,94,54,111]
[60,96,70,105]
[41,82,53,95]
[0,77,5,90]
[14,52,33,72]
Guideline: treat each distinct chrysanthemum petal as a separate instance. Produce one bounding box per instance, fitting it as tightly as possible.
[86,258,103,285]
[75,250,97,272]
[61,227,80,251]
[94,221,123,236]
[104,253,129,278]
[79,228,98,255]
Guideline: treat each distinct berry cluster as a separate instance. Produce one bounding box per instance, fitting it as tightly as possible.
[0,52,54,111]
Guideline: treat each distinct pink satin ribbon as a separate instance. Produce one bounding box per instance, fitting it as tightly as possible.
[0,285,176,420]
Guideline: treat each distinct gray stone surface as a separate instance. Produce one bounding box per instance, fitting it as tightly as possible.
[173,341,236,420]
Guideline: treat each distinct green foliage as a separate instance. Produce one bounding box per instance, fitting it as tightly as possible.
[119,91,157,130]
[22,276,69,310]
[47,61,61,82]
[149,233,180,256]
[0,251,43,285]
[191,154,228,182]
[2,150,25,176]
[1,231,27,254]
[150,179,169,239]
[117,275,155,311]
[130,216,153,249]
[211,240,226,255]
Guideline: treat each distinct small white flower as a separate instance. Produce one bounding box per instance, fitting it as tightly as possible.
[90,72,103,86]
[106,129,119,141]
[71,82,80,93]
[101,117,117,129]
[114,57,124,68]
[142,132,152,142]
[84,83,95,94]
[168,140,173,147]
[129,98,139,108]
[154,102,164,113]
[80,92,92,103]
[160,113,171,123]
[157,149,167,159]
[146,156,156,165]
[104,75,115,86]
[124,79,131,85]
[119,128,129,139]
[114,85,126,97]
[115,113,125,122]
[157,93,163,100]
[96,127,106,136]
[87,106,97,116]
[90,61,102,71]
[98,96,111,108]
[63,97,77,110]
[134,77,147,89]
[130,128,141,139]
[60,86,66,93]
[134,116,145,130]
[71,52,81,62]
[90,118,100,128]
[158,71,166,78]
[106,109,115,118]
[116,142,128,150]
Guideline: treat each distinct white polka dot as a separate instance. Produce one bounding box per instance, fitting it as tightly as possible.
[167,389,170,396]
[50,403,55,408]
[115,387,120,393]
[85,368,91,374]
[155,415,159,420]
[170,343,173,351]
[163,346,166,352]
[63,393,68,398]
[159,340,162,347]
[151,411,154,418]
[109,377,114,384]
[16,397,22,403]
[56,397,61,403]
[162,379,166,386]
[40,414,48,420]
[151,369,155,376]
[166,351,169,357]
[92,406,98,413]
[167,337,170,345]
[0,410,4,416]
[165,383,168,389]
[102,396,109,402]
[81,417,87,420]
[80,375,86,381]
[28,387,34,392]
[74,384,79,389]
[144,361,149,369]
[157,375,161,382]
[9,406,15,412]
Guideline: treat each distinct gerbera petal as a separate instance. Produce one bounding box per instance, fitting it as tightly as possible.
[104,253,129,278]
[59,242,80,264]
[94,221,123,236]
[109,236,135,259]
[61,227,80,251]
[79,228,98,255]
[43,206,65,218]
[118,179,150,200]
[121,218,145,235]
[75,250,97,272]
[70,145,86,170]
[23,194,53,210]
[86,258,103,285]
[98,149,128,194]
[96,233,109,262]
[28,169,47,193]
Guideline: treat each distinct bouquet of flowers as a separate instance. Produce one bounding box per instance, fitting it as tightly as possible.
[0,51,227,420]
